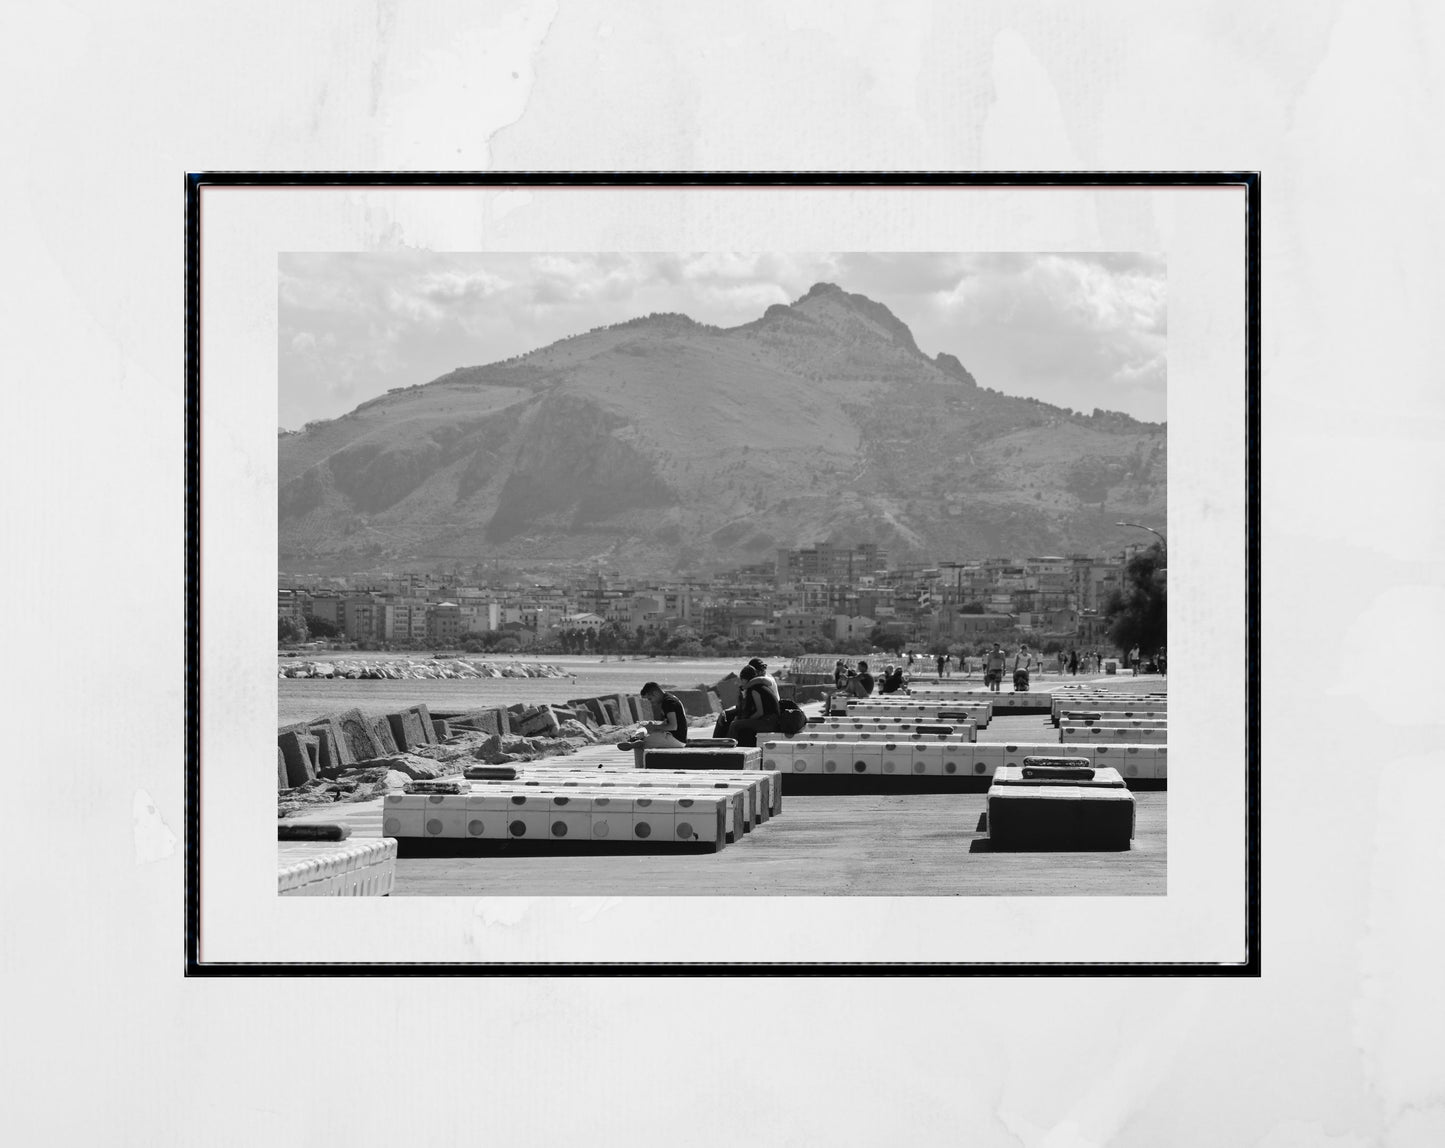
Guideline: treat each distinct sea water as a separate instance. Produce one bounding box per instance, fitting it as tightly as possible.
[276,653,749,726]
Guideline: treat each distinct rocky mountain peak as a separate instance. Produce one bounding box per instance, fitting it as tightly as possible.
[789,281,921,354]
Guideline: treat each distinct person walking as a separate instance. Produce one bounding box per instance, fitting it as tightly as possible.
[1068,647,1079,675]
[984,641,1006,692]
[1129,644,1141,676]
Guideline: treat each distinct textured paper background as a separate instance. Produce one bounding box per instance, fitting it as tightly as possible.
[4,0,1442,1143]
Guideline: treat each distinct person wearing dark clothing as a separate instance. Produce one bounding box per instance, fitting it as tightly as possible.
[727,665,782,747]
[624,681,689,750]
[984,642,1006,692]
[846,660,876,697]
[1068,648,1079,675]
[879,663,906,693]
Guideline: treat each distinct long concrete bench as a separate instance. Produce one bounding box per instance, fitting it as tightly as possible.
[506,763,780,817]
[850,693,1051,714]
[382,785,736,852]
[278,837,397,896]
[759,738,1166,782]
[987,764,1135,851]
[801,728,976,745]
[1056,715,1168,728]
[490,765,780,829]
[811,718,977,742]
[1052,705,1169,725]
[1058,725,1168,744]
[841,701,993,725]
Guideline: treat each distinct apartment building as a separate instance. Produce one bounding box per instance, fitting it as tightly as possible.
[427,602,463,645]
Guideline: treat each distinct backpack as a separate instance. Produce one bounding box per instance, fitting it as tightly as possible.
[777,699,808,736]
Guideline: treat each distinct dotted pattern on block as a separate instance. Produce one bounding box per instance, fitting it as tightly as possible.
[757,739,1166,781]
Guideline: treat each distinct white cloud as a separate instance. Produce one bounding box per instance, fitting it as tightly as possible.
[278,251,1166,426]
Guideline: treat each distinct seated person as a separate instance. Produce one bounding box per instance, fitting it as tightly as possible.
[846,660,876,697]
[879,663,906,693]
[712,664,758,738]
[747,656,781,702]
[726,664,783,748]
[623,681,689,750]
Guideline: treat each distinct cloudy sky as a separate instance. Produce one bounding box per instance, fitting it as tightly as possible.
[279,251,1165,428]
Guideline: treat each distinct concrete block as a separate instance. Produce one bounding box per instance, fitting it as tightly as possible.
[1156,746,1167,781]
[502,792,553,840]
[278,838,397,896]
[641,747,762,771]
[432,718,451,741]
[672,797,727,849]
[969,744,1006,779]
[712,677,741,709]
[307,717,356,768]
[1112,745,1156,781]
[987,785,1135,850]
[380,793,427,838]
[705,690,723,714]
[671,689,713,718]
[879,741,912,776]
[450,708,511,737]
[419,792,469,838]
[387,709,430,752]
[278,747,288,790]
[517,705,561,738]
[759,740,794,772]
[568,698,608,725]
[408,704,436,744]
[782,740,823,775]
[909,742,945,776]
[277,730,320,787]
[588,795,634,841]
[938,742,973,777]
[335,708,386,762]
[461,794,510,840]
[546,798,594,842]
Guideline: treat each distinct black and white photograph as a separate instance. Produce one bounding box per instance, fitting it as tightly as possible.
[273,250,1172,897]
[192,178,1249,968]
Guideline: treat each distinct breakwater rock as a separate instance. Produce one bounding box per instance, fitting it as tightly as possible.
[278,657,571,681]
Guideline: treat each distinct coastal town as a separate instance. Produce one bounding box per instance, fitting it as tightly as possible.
[280,540,1163,659]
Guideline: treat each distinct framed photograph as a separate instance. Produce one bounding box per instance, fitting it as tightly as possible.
[187,173,1259,971]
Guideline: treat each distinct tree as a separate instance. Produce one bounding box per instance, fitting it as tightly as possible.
[306,616,338,639]
[1102,544,1167,656]
[868,626,907,654]
[278,615,309,644]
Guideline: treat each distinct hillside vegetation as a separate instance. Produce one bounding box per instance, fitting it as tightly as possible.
[279,282,1165,575]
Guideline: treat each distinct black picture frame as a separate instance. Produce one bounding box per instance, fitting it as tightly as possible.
[185,171,1260,976]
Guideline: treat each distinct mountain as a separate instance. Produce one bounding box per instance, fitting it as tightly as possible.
[279,282,1165,576]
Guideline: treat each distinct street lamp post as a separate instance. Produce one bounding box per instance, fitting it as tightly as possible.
[1115,521,1165,549]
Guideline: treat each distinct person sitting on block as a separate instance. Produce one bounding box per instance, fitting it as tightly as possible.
[726,665,782,748]
[620,682,690,750]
